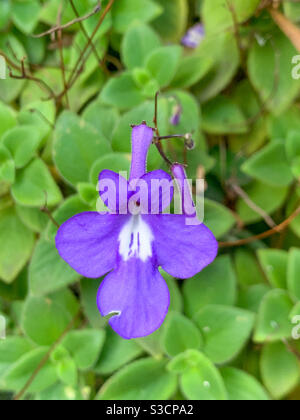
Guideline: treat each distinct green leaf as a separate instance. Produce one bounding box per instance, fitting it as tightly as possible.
[90,153,131,186]
[287,248,300,300]
[238,284,271,313]
[12,158,62,207]
[242,141,293,187]
[0,347,58,393]
[221,367,269,401]
[194,305,255,364]
[96,358,177,400]
[121,23,161,70]
[62,329,105,371]
[234,249,266,287]
[45,195,90,242]
[100,73,144,110]
[151,0,188,42]
[29,239,79,296]
[82,102,119,142]
[22,296,72,346]
[0,144,15,184]
[168,350,227,401]
[257,249,288,289]
[80,277,104,330]
[11,0,40,34]
[0,1,11,30]
[53,111,111,186]
[16,205,48,233]
[162,311,203,357]
[183,256,237,318]
[0,207,34,283]
[77,182,98,208]
[0,101,17,138]
[95,328,143,375]
[0,337,33,378]
[195,33,239,102]
[202,95,247,134]
[237,181,288,224]
[248,32,300,114]
[254,290,294,343]
[112,0,162,33]
[261,342,300,399]
[0,35,26,102]
[145,46,182,87]
[171,53,213,89]
[56,356,78,387]
[202,0,260,35]
[203,199,236,239]
[2,126,41,168]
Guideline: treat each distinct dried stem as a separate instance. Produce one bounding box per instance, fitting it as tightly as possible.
[8,56,57,100]
[220,205,300,248]
[69,0,103,69]
[57,4,70,108]
[153,92,173,167]
[14,311,81,401]
[32,4,101,38]
[230,182,277,228]
[55,0,115,101]
[40,191,60,229]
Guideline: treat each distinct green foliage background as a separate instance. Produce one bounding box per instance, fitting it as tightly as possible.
[0,0,300,401]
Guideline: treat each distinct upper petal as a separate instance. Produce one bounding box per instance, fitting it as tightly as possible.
[55,212,129,278]
[137,170,174,214]
[98,170,130,214]
[97,258,170,339]
[144,214,218,279]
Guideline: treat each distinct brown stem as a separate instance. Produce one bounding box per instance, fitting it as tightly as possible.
[14,311,81,401]
[55,0,115,101]
[220,205,300,248]
[57,5,70,108]
[69,0,103,68]
[32,4,101,38]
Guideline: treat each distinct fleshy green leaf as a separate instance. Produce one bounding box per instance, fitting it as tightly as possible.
[12,158,62,207]
[202,95,247,134]
[121,23,161,70]
[248,32,300,114]
[254,290,294,343]
[29,239,79,296]
[194,305,255,364]
[95,328,143,375]
[0,207,34,283]
[162,311,203,357]
[145,46,182,87]
[2,126,41,169]
[257,249,288,289]
[0,347,58,393]
[221,367,269,401]
[242,141,293,187]
[112,0,162,33]
[287,248,300,300]
[62,329,106,371]
[53,111,111,186]
[183,256,237,318]
[96,358,177,400]
[261,342,300,399]
[100,73,144,110]
[168,350,227,401]
[22,296,72,346]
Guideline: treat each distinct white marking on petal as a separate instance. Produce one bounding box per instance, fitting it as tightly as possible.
[119,216,153,262]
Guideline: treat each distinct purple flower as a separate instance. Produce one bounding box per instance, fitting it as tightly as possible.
[181,23,205,49]
[170,104,182,126]
[55,122,218,339]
